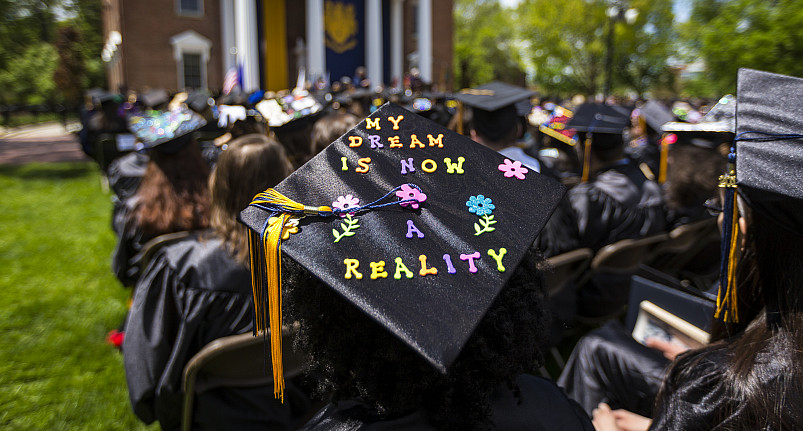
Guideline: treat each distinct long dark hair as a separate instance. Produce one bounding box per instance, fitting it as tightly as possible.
[132,139,211,237]
[656,207,803,428]
[283,248,549,430]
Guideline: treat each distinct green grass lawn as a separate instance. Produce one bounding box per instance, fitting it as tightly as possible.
[0,162,156,430]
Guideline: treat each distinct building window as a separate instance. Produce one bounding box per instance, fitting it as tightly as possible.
[182,53,202,89]
[170,30,211,90]
[177,0,203,17]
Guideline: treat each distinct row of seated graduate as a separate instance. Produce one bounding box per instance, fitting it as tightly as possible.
[91,79,755,431]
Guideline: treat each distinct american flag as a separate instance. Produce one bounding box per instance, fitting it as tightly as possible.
[223,66,239,95]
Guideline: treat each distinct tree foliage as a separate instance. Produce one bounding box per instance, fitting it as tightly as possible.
[516,0,675,98]
[453,0,526,90]
[682,0,803,95]
[0,43,59,105]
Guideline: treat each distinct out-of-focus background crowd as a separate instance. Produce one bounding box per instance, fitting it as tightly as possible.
[1,0,800,430]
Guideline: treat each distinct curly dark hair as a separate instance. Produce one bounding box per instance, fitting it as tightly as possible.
[282,248,550,430]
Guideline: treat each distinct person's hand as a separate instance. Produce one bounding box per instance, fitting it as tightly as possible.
[592,403,622,431]
[645,337,689,360]
[610,408,652,431]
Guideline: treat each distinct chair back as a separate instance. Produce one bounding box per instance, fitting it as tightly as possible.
[137,231,191,272]
[577,233,668,287]
[544,248,594,298]
[649,218,719,274]
[181,326,305,431]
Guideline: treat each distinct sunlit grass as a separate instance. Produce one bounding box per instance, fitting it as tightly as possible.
[0,162,155,430]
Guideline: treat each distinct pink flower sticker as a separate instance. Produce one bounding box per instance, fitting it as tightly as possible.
[498,158,528,180]
[395,184,427,209]
[332,194,360,217]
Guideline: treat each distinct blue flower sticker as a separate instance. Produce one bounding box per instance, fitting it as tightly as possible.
[466,195,495,216]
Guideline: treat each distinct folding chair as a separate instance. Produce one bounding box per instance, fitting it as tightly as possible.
[543,248,594,299]
[181,326,306,431]
[648,218,719,276]
[575,233,669,322]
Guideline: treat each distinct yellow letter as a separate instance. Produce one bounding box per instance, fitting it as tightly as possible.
[444,157,465,174]
[487,248,507,272]
[366,117,381,130]
[348,136,363,147]
[394,257,414,279]
[388,115,404,130]
[370,261,388,279]
[341,156,348,171]
[344,258,363,279]
[421,159,437,173]
[388,136,402,148]
[356,157,371,173]
[427,133,444,148]
[418,255,438,276]
[409,134,424,148]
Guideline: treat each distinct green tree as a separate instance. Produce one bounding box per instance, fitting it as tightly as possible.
[62,0,105,90]
[0,43,59,105]
[682,0,803,96]
[453,0,526,90]
[54,26,85,110]
[517,0,675,98]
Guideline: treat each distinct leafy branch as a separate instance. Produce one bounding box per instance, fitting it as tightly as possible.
[473,214,497,236]
[332,214,360,243]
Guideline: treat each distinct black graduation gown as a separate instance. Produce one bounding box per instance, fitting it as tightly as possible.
[299,374,594,430]
[569,161,666,317]
[650,341,803,430]
[557,321,668,418]
[569,160,666,252]
[111,197,150,286]
[123,233,313,431]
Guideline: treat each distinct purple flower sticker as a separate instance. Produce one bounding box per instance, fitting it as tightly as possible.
[395,184,427,209]
[498,158,528,180]
[332,194,360,217]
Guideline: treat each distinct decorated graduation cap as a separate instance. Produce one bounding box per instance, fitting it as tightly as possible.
[454,81,536,142]
[239,102,565,401]
[566,103,632,181]
[716,69,803,323]
[127,107,206,153]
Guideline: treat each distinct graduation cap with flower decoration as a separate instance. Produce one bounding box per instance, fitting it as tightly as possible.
[715,69,803,323]
[238,102,565,401]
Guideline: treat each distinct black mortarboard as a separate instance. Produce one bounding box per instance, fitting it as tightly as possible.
[127,107,206,153]
[454,82,536,142]
[138,88,170,109]
[735,68,803,235]
[566,103,632,180]
[640,100,675,132]
[239,102,565,399]
[567,103,632,135]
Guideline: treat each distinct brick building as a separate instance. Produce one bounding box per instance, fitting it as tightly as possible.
[101,0,454,94]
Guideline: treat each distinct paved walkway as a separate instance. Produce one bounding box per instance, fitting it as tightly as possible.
[0,121,90,165]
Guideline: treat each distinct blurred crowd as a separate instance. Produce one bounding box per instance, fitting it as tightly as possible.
[81,67,801,431]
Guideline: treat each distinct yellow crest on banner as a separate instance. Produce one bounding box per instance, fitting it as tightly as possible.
[324,0,358,53]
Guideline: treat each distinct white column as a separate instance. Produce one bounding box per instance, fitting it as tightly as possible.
[390,0,403,88]
[306,0,326,82]
[234,0,259,91]
[365,0,383,88]
[417,0,432,83]
[220,0,236,72]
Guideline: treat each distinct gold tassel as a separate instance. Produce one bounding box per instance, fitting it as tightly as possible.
[658,134,671,184]
[581,134,592,182]
[714,167,740,323]
[246,188,333,402]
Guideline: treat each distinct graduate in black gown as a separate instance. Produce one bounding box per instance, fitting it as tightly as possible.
[239,103,593,430]
[566,104,666,317]
[592,68,803,431]
[123,134,310,431]
[111,108,211,287]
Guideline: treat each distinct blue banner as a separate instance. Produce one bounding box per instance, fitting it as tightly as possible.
[324,0,365,83]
